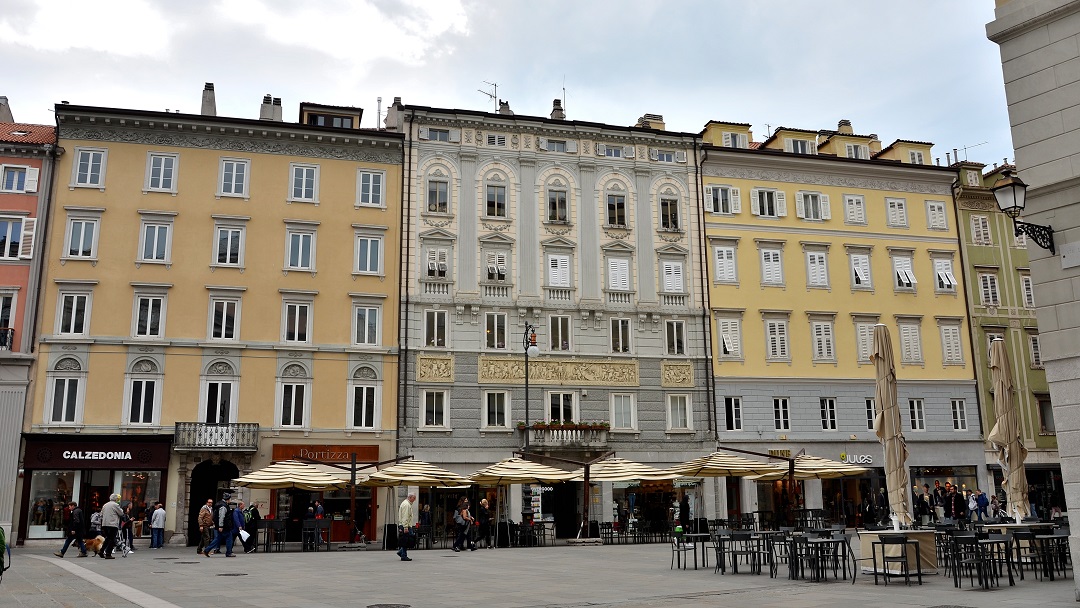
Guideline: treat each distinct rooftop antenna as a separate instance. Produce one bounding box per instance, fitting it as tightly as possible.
[478,81,498,111]
[562,75,567,115]
[764,124,773,137]
[376,96,382,129]
[958,141,988,161]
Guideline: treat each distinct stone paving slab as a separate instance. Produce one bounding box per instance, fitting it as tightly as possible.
[0,542,1076,608]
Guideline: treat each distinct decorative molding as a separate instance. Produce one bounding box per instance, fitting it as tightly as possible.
[354,366,378,380]
[477,355,639,386]
[603,229,632,240]
[61,127,401,164]
[131,360,158,373]
[545,225,573,236]
[703,165,952,195]
[422,218,453,228]
[207,361,235,375]
[481,221,512,232]
[661,362,694,388]
[417,354,454,383]
[281,363,308,378]
[54,357,82,372]
[959,200,997,212]
[658,232,684,243]
[61,345,78,351]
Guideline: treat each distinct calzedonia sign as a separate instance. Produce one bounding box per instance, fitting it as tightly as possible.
[63,450,132,460]
[24,436,171,470]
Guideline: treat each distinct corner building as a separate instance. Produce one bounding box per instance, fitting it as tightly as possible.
[18,93,403,545]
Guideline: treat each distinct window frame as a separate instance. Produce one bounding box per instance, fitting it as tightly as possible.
[665,319,686,356]
[201,374,238,424]
[485,312,508,350]
[933,258,958,293]
[482,390,510,430]
[773,397,790,431]
[854,320,876,364]
[844,195,866,225]
[971,215,992,245]
[47,374,84,425]
[277,379,310,429]
[549,314,572,352]
[760,247,784,286]
[725,396,742,431]
[805,250,829,288]
[211,217,248,270]
[1021,275,1035,308]
[752,188,785,218]
[207,295,241,341]
[765,318,790,361]
[356,169,386,208]
[352,304,381,346]
[132,292,167,339]
[426,178,450,214]
[717,317,742,359]
[659,197,680,231]
[218,157,251,199]
[820,397,837,431]
[865,398,876,431]
[706,185,741,215]
[892,254,917,291]
[898,320,924,364]
[485,184,508,218]
[951,398,967,431]
[71,147,108,189]
[143,152,179,194]
[354,234,383,276]
[281,298,313,344]
[125,374,160,427]
[886,198,908,228]
[850,252,872,290]
[0,216,24,260]
[349,381,380,430]
[606,193,627,228]
[63,210,102,262]
[1030,334,1043,368]
[546,189,569,222]
[811,319,836,362]
[547,391,577,423]
[287,162,320,204]
[713,245,737,283]
[424,309,448,348]
[667,394,692,431]
[0,165,28,193]
[940,323,964,365]
[422,390,449,428]
[611,393,637,431]
[610,317,632,354]
[926,200,948,230]
[56,288,92,336]
[284,226,317,272]
[908,398,926,431]
[979,272,1001,306]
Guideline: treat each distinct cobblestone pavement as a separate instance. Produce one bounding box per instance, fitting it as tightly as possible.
[1,541,1077,608]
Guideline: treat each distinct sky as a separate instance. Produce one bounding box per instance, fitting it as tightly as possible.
[0,0,1013,167]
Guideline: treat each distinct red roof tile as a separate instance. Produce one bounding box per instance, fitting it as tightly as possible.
[0,123,55,145]
[748,142,762,149]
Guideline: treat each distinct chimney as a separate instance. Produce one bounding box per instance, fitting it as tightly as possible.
[498,100,514,116]
[272,97,283,121]
[201,83,216,116]
[635,114,665,130]
[946,152,952,165]
[259,94,274,120]
[837,119,853,134]
[0,96,12,122]
[383,96,404,132]
[954,148,959,163]
[550,99,565,120]
[868,133,881,154]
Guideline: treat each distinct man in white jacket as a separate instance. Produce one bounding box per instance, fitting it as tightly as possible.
[150,503,166,548]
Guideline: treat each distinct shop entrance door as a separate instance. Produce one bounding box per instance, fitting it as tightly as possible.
[186,458,239,545]
[551,483,578,538]
[82,469,111,515]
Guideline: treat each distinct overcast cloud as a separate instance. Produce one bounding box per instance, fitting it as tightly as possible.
[1,0,1011,166]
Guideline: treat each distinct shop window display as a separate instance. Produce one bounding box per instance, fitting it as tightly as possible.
[28,471,76,538]
[121,471,160,536]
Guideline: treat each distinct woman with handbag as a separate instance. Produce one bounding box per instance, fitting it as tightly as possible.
[452,497,475,552]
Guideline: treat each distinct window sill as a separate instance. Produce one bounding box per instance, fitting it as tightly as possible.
[658,227,684,234]
[421,211,454,219]
[69,184,105,191]
[209,264,245,273]
[142,189,178,196]
[60,257,99,266]
[602,224,631,230]
[717,356,744,363]
[666,429,695,435]
[286,198,319,206]
[480,428,514,435]
[281,268,317,277]
[417,427,452,433]
[543,220,573,227]
[352,271,384,279]
[355,203,387,210]
[215,193,250,201]
[481,216,511,222]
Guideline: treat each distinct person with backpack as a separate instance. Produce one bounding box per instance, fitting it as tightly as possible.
[54,502,88,558]
[202,493,236,557]
[242,502,261,554]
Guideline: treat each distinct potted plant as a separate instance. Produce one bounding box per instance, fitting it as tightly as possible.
[532,421,549,431]
[516,421,526,431]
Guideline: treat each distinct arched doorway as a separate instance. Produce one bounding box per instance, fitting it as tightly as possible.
[186,458,239,545]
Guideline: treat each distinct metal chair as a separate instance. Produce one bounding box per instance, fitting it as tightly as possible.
[877,535,921,586]
[301,520,318,552]
[670,533,694,570]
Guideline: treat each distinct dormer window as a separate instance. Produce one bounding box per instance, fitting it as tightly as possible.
[785,138,815,155]
[909,151,925,164]
[722,132,748,148]
[845,144,870,159]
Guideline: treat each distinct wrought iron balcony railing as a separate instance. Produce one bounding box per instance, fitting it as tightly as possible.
[173,422,260,452]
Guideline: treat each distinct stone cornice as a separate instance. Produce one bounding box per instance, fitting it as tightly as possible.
[702,162,952,195]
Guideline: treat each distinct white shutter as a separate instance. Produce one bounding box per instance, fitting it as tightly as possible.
[437,249,448,274]
[795,192,806,218]
[537,137,548,151]
[19,217,35,259]
[784,138,793,153]
[418,127,430,140]
[596,143,607,156]
[808,253,827,286]
[675,150,687,163]
[24,167,39,193]
[427,249,437,272]
[730,188,741,213]
[750,189,760,216]
[703,187,714,212]
[857,323,874,362]
[776,191,787,216]
[762,250,782,284]
[722,133,732,147]
[623,146,635,158]
[448,129,461,143]
[719,319,741,356]
[663,261,684,292]
[714,247,735,281]
[649,148,659,161]
[820,194,831,219]
[608,258,630,291]
[566,140,578,153]
[548,255,570,287]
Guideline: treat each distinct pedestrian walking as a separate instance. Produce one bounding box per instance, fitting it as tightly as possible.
[197,498,214,554]
[54,502,87,558]
[397,493,416,562]
[202,493,236,557]
[99,494,123,559]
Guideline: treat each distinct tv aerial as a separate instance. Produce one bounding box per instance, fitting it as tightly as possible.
[477,81,498,111]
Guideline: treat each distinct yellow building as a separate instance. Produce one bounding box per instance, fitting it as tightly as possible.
[701,119,981,524]
[17,89,403,545]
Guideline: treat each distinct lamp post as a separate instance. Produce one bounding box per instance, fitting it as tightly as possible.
[522,324,539,451]
[991,169,1055,254]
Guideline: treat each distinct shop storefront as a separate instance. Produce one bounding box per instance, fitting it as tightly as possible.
[989,464,1065,518]
[19,435,172,542]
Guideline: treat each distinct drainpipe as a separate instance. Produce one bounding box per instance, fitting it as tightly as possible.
[696,142,717,441]
[397,110,416,459]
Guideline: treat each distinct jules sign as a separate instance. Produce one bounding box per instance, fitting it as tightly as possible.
[840,452,873,465]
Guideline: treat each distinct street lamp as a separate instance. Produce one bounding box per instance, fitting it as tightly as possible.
[522,324,539,451]
[991,169,1055,254]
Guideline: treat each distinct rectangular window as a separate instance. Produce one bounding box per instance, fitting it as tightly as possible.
[356,236,382,274]
[549,392,575,422]
[934,259,958,292]
[1039,398,1056,434]
[354,306,379,345]
[0,218,22,259]
[485,252,507,282]
[547,139,566,152]
[788,138,813,154]
[865,398,876,431]
[707,186,740,214]
[979,273,1000,306]
[666,320,686,355]
[428,128,451,142]
[50,378,79,423]
[487,134,506,147]
[485,312,507,350]
[753,189,783,218]
[215,227,244,267]
[926,201,947,230]
[940,325,964,364]
[283,302,309,343]
[280,383,305,427]
[424,391,446,427]
[547,190,568,222]
[604,145,622,157]
[718,318,741,358]
[909,398,925,431]
[146,153,177,192]
[765,319,789,360]
[611,318,631,353]
[612,394,634,430]
[290,164,318,202]
[0,166,26,192]
[660,198,680,230]
[661,261,684,292]
[607,258,630,291]
[352,385,377,428]
[909,151,925,164]
[210,298,238,340]
[773,397,790,431]
[899,322,923,363]
[486,185,507,218]
[128,379,156,425]
[134,295,164,338]
[820,398,837,431]
[1031,335,1043,368]
[219,158,249,197]
[549,315,571,351]
[66,219,97,258]
[140,223,170,262]
[204,381,232,424]
[547,254,570,287]
[606,194,626,227]
[426,248,449,279]
[668,395,690,430]
[74,148,106,187]
[886,198,908,227]
[425,310,447,347]
[714,246,737,282]
[846,143,870,159]
[844,195,866,224]
[806,252,828,287]
[855,322,875,363]
[58,293,88,335]
[812,321,835,361]
[286,230,315,270]
[797,192,829,221]
[1021,275,1035,308]
[951,398,967,431]
[725,397,742,431]
[427,180,449,213]
[971,216,992,245]
[761,249,783,285]
[851,253,872,289]
[484,392,508,428]
[357,171,383,206]
[893,256,917,289]
[654,150,674,163]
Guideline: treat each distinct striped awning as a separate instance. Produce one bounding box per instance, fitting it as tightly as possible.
[748,455,869,481]
[468,457,575,485]
[361,459,472,487]
[569,457,681,482]
[232,460,350,490]
[666,452,784,478]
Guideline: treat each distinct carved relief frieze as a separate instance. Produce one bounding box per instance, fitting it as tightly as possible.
[603,229,631,240]
[657,232,684,243]
[703,165,951,195]
[131,360,158,374]
[464,130,474,144]
[481,221,512,232]
[423,218,453,228]
[661,362,694,388]
[959,200,997,211]
[417,354,455,383]
[477,356,639,386]
[511,135,519,149]
[545,225,573,236]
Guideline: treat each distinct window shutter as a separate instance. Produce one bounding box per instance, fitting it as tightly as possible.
[820,194,831,219]
[427,249,437,272]
[795,192,806,218]
[649,148,659,161]
[418,127,430,140]
[448,129,461,143]
[784,138,793,153]
[775,191,787,216]
[663,262,684,292]
[623,146,635,158]
[750,189,760,216]
[609,258,630,291]
[675,150,687,163]
[19,217,35,259]
[537,137,548,151]
[728,188,740,213]
[24,167,39,192]
[437,249,449,273]
[566,140,578,153]
[596,143,606,156]
[722,133,732,147]
[703,187,714,212]
[857,324,873,361]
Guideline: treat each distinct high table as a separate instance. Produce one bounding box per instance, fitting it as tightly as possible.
[858,530,938,575]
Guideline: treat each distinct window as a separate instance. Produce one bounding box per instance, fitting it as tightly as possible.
[145,153,178,193]
[668,395,691,430]
[611,318,631,353]
[1031,335,1043,368]
[796,192,830,221]
[752,189,785,218]
[0,218,23,259]
[57,292,89,335]
[967,170,982,186]
[846,143,870,159]
[893,255,917,289]
[353,305,379,346]
[1021,275,1035,308]
[612,394,635,430]
[279,383,306,427]
[1039,397,1056,434]
[899,321,923,364]
[547,139,566,152]
[547,190,568,222]
[717,318,742,358]
[908,398,925,431]
[485,312,507,350]
[765,319,789,360]
[979,273,1000,306]
[865,398,876,431]
[486,185,507,218]
[773,397,790,431]
[666,320,686,355]
[487,134,506,147]
[127,378,157,425]
[203,380,233,424]
[850,253,872,289]
[604,145,623,157]
[951,399,967,431]
[607,258,631,291]
[65,218,97,259]
[714,246,737,282]
[549,315,571,351]
[428,128,451,142]
[659,198,680,230]
[0,292,16,342]
[549,392,576,423]
[886,198,908,227]
[722,132,748,148]
[661,261,684,293]
[725,397,742,431]
[820,398,837,430]
[761,248,783,285]
[134,295,164,338]
[485,252,507,282]
[855,321,875,363]
[285,229,315,271]
[219,158,249,198]
[806,252,829,287]
[909,151,925,164]
[139,222,170,263]
[425,309,447,347]
[282,301,310,343]
[934,259,958,292]
[844,195,866,224]
[811,321,835,361]
[357,170,384,207]
[926,201,947,230]
[423,390,447,427]
[606,194,627,227]
[653,150,674,163]
[49,377,80,423]
[1,165,36,192]
[72,148,106,188]
[351,384,377,429]
[483,392,509,428]
[209,298,239,340]
[940,324,964,364]
[547,254,570,287]
[787,138,814,154]
[355,236,382,274]
[308,114,352,128]
[426,248,449,279]
[427,179,449,213]
[214,226,244,267]
[706,186,741,214]
[971,216,992,244]
[289,163,319,202]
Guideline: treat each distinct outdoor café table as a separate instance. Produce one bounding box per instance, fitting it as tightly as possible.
[859,530,938,575]
[805,536,848,581]
[682,532,712,569]
[981,522,1056,533]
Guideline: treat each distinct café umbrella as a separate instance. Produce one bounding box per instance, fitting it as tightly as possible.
[468,457,575,547]
[568,457,681,482]
[987,338,1030,518]
[872,323,912,526]
[747,455,869,481]
[666,452,784,478]
[360,459,472,551]
[232,460,350,491]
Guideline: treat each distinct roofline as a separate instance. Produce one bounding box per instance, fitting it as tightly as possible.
[401,104,698,138]
[759,126,822,149]
[703,120,752,128]
[299,102,364,113]
[701,142,958,175]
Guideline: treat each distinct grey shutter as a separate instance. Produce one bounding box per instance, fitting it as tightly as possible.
[448,129,461,143]
[596,143,606,156]
[649,148,659,161]
[537,137,548,151]
[730,188,741,214]
[675,150,687,163]
[776,191,787,217]
[820,194,831,220]
[722,133,732,147]
[795,193,806,218]
[418,127,430,140]
[566,140,578,153]
[623,146,635,158]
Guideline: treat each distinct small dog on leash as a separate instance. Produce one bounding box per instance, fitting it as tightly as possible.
[83,535,106,556]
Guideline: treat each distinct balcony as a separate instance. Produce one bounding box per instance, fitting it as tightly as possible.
[607,291,633,305]
[526,426,608,449]
[423,282,450,296]
[174,422,260,452]
[661,294,686,307]
[482,283,511,299]
[545,287,573,302]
